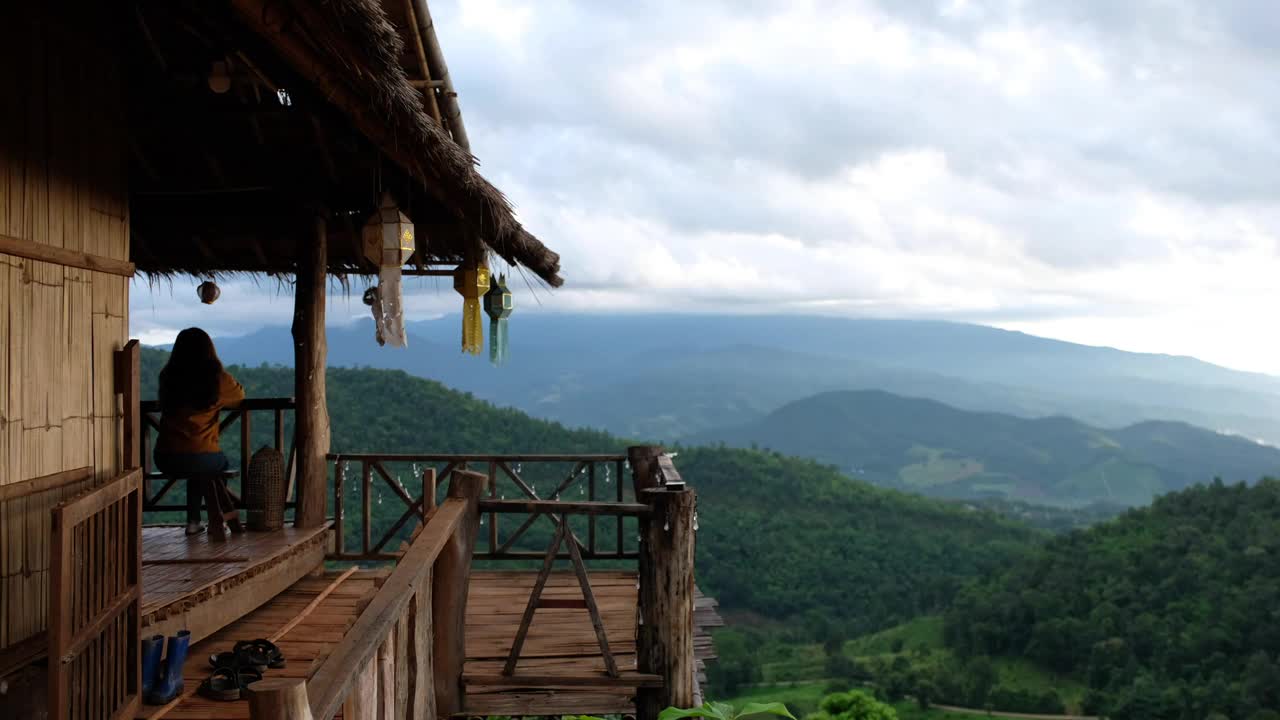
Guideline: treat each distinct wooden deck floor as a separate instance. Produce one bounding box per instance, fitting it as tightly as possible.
[141,524,330,642]
[462,569,641,717]
[135,570,380,719]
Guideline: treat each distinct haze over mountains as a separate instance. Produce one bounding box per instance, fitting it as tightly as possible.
[690,390,1280,507]
[210,313,1280,451]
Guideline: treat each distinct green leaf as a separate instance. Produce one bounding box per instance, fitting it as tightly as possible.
[738,702,797,720]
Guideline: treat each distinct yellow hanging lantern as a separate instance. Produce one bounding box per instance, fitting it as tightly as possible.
[453,262,489,355]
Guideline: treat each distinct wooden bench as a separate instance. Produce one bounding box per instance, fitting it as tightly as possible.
[143,469,242,511]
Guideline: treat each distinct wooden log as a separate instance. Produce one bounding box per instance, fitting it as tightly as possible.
[247,678,315,720]
[0,466,91,502]
[343,657,378,720]
[636,487,697,720]
[628,446,665,495]
[293,214,329,529]
[431,470,485,717]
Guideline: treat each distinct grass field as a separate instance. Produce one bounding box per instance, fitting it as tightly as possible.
[723,681,994,720]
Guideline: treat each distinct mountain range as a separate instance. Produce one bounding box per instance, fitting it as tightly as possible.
[209,313,1280,447]
[690,389,1280,507]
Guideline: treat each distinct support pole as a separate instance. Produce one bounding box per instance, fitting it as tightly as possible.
[431,469,485,716]
[632,448,697,720]
[293,215,330,529]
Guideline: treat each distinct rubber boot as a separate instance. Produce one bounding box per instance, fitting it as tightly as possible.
[141,634,164,697]
[145,630,191,705]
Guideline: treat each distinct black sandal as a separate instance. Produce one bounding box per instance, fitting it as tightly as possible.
[198,667,242,702]
[209,645,267,673]
[241,638,285,669]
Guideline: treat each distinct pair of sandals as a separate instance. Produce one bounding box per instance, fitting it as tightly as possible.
[198,639,285,701]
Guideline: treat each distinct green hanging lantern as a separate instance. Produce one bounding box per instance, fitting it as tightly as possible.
[484,273,513,366]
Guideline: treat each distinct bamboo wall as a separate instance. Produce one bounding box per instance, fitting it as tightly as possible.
[0,6,129,650]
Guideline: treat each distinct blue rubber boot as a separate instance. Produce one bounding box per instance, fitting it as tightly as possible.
[141,634,164,697]
[145,630,191,705]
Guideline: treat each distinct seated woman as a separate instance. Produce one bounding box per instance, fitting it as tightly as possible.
[155,327,246,536]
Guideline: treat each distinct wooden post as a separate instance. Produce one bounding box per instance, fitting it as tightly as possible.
[431,469,485,717]
[293,215,329,529]
[116,339,141,470]
[635,463,697,720]
[628,445,665,496]
[247,678,315,720]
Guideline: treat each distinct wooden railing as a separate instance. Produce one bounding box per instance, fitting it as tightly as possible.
[318,447,699,720]
[246,470,485,720]
[328,453,637,562]
[139,397,296,513]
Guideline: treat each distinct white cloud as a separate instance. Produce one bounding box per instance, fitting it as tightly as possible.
[131,0,1280,374]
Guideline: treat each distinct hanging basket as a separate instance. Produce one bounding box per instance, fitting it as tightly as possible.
[245,446,286,531]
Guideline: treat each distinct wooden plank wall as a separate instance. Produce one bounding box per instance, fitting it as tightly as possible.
[0,3,129,650]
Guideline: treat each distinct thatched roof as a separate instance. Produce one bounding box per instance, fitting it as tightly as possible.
[126,0,562,286]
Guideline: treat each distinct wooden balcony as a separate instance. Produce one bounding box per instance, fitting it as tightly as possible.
[117,446,710,720]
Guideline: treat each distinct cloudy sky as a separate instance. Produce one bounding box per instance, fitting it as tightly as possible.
[131,0,1280,374]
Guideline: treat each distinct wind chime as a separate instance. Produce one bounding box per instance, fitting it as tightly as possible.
[484,273,513,365]
[453,250,489,355]
[362,191,415,347]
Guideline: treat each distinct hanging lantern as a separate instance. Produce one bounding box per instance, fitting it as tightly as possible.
[197,280,220,304]
[453,262,489,355]
[484,273,513,366]
[361,192,415,347]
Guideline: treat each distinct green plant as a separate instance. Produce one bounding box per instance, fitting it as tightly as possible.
[660,701,797,720]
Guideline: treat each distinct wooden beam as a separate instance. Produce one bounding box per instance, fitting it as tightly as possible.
[409,0,470,149]
[0,466,92,502]
[432,471,486,717]
[293,214,329,529]
[0,232,134,277]
[401,0,443,125]
[478,499,649,516]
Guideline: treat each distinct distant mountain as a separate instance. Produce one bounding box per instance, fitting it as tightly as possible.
[689,390,1280,507]
[208,313,1280,444]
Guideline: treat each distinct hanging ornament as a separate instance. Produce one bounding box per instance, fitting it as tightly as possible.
[361,191,415,347]
[197,280,220,304]
[453,261,489,355]
[362,286,385,346]
[484,273,513,366]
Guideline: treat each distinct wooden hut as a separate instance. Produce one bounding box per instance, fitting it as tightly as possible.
[1,2,707,719]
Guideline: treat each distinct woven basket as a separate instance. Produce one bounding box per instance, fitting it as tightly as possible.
[245,446,286,531]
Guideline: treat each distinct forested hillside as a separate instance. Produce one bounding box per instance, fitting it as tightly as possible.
[141,348,1040,636]
[945,480,1280,718]
[692,390,1280,507]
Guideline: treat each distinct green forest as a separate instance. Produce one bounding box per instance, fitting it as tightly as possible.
[944,479,1280,719]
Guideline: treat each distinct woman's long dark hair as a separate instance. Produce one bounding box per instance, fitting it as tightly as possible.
[159,328,223,413]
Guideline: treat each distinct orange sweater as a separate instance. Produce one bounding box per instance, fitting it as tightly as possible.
[156,371,246,454]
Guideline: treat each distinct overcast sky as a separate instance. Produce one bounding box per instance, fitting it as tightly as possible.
[132,0,1280,374]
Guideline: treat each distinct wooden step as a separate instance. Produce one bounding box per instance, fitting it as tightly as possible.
[463,670,663,688]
